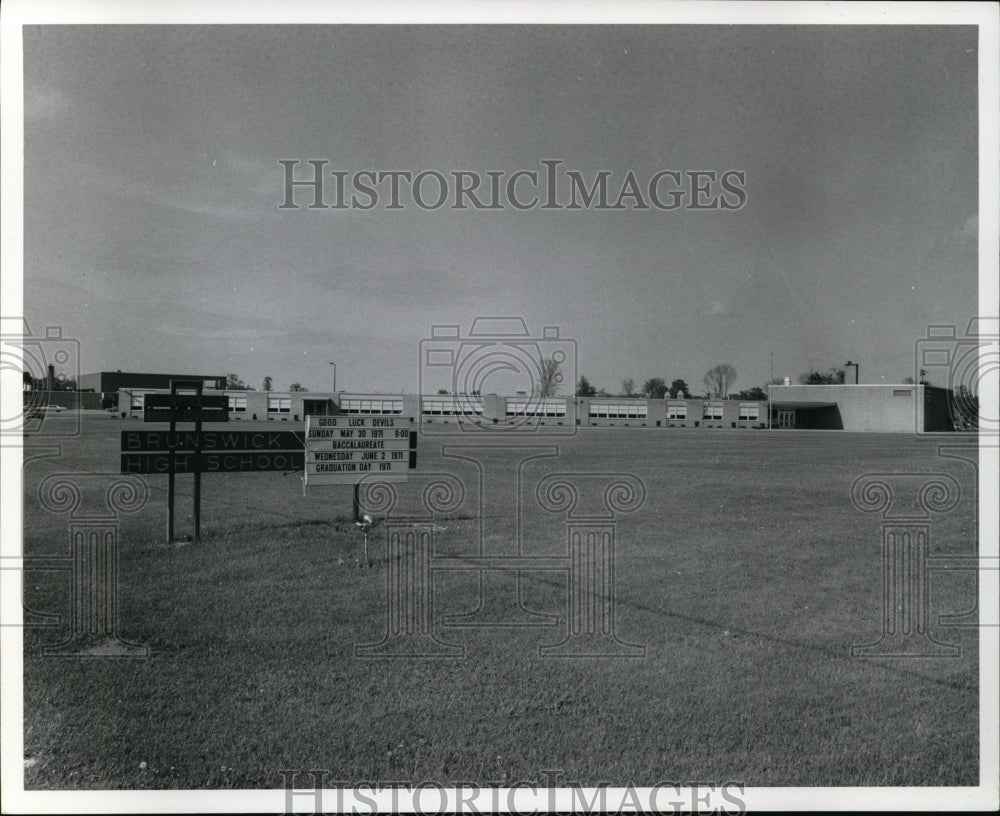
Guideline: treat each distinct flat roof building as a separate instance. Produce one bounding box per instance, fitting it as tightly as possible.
[768,383,955,432]
[79,371,227,409]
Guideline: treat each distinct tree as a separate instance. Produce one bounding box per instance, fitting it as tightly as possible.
[668,378,691,399]
[576,375,597,397]
[437,388,449,395]
[23,371,34,390]
[799,368,845,385]
[262,375,273,392]
[621,378,635,397]
[535,356,562,398]
[901,376,915,385]
[703,364,737,398]
[642,377,668,399]
[226,373,248,390]
[288,382,308,392]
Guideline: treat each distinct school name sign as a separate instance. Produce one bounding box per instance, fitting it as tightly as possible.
[304,415,416,486]
[121,430,306,473]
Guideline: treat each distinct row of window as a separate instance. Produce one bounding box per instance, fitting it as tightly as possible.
[506,399,567,417]
[421,398,484,415]
[340,398,404,414]
[589,402,648,418]
[131,392,762,421]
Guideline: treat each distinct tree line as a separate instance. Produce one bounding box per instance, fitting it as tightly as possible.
[572,364,894,400]
[225,374,308,392]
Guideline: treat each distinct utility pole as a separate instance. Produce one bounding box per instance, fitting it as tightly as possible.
[328,361,337,392]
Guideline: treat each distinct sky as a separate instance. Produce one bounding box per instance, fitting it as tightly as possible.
[21,23,980,395]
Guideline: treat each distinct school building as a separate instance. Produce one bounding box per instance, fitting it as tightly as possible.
[111,381,957,432]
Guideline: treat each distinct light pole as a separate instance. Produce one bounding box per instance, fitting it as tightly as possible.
[845,360,859,385]
[768,350,773,429]
[328,361,337,393]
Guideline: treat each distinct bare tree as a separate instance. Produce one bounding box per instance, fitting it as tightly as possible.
[535,356,562,398]
[262,375,273,391]
[703,364,737,398]
[621,378,635,397]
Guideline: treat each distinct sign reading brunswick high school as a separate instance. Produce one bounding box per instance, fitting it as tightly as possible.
[304,415,416,486]
[121,430,306,473]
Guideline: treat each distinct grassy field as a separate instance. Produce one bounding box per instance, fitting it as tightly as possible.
[20,413,979,789]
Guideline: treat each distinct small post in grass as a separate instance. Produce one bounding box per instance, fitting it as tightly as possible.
[355,512,373,564]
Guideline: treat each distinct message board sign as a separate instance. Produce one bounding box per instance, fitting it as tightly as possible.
[304,415,416,485]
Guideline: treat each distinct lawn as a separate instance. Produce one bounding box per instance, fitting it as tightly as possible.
[20,413,979,788]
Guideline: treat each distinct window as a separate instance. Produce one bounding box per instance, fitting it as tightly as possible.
[666,402,687,420]
[892,389,912,397]
[130,392,145,410]
[588,401,647,419]
[227,393,247,413]
[703,401,724,420]
[739,404,759,421]
[506,398,567,417]
[341,397,404,414]
[268,396,291,413]
[421,396,483,416]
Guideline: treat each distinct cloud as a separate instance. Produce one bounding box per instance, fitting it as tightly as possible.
[708,299,732,317]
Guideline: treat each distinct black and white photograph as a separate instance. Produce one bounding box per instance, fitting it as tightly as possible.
[1,1,997,813]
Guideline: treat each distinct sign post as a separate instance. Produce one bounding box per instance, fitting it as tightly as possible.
[120,411,416,538]
[121,386,308,541]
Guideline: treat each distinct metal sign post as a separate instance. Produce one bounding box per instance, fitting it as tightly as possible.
[120,385,307,541]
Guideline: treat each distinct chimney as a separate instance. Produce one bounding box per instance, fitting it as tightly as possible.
[47,364,56,393]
